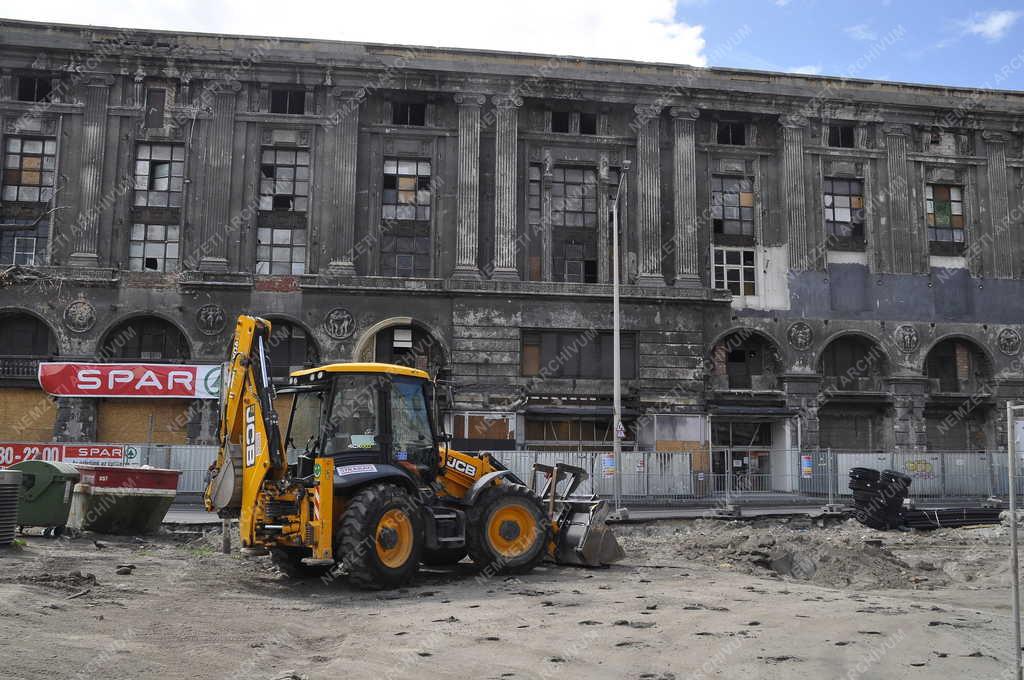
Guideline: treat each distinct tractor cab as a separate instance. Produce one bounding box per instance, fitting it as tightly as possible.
[284,363,441,485]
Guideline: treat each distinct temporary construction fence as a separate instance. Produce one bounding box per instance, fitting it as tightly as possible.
[5,443,1022,507]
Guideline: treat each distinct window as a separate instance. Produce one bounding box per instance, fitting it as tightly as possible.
[391,377,434,466]
[551,111,571,133]
[12,237,36,266]
[926,184,965,244]
[134,144,185,208]
[144,89,167,128]
[520,330,636,379]
[2,137,56,203]
[392,102,426,126]
[129,224,179,272]
[580,113,598,135]
[106,317,190,361]
[17,76,52,103]
[711,175,755,237]
[267,321,317,379]
[713,247,756,296]
[256,226,306,275]
[381,159,432,277]
[259,149,310,212]
[828,124,855,148]
[823,178,865,246]
[717,122,746,145]
[552,166,599,283]
[325,374,382,452]
[270,89,305,115]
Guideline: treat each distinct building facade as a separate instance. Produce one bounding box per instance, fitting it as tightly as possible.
[1,20,1023,483]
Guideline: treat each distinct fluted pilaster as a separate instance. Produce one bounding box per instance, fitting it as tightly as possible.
[454,93,486,278]
[491,94,522,280]
[634,104,664,286]
[198,91,236,272]
[327,88,360,275]
[670,107,700,287]
[69,82,109,267]
[884,126,915,274]
[781,119,810,270]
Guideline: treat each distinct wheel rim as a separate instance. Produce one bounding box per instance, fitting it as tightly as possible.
[375,508,414,569]
[486,503,539,558]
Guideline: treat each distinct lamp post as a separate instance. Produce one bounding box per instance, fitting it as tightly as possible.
[610,161,630,520]
[1008,401,1023,680]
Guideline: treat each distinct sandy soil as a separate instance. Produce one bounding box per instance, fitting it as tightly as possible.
[2,516,1021,680]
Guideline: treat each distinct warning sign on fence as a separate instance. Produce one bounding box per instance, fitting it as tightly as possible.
[801,455,814,479]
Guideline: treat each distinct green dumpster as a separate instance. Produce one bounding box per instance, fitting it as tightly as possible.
[11,460,80,537]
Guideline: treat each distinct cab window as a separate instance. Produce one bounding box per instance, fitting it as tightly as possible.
[284,388,325,463]
[391,377,433,462]
[324,375,383,453]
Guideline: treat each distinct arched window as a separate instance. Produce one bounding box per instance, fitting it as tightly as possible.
[925,338,990,394]
[102,317,190,362]
[710,331,780,390]
[0,313,57,381]
[266,320,318,381]
[819,335,887,391]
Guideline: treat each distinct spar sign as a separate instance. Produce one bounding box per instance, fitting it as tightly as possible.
[0,444,125,467]
[38,363,221,399]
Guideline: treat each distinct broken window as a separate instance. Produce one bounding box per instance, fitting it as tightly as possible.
[105,316,190,361]
[2,137,56,203]
[380,158,432,277]
[925,339,988,393]
[551,111,571,133]
[551,166,599,283]
[0,219,48,267]
[16,76,52,103]
[12,237,36,266]
[717,122,746,145]
[392,102,426,126]
[270,89,305,115]
[827,124,855,148]
[823,177,865,248]
[712,247,756,296]
[527,164,543,281]
[128,223,179,272]
[144,89,167,128]
[520,330,636,379]
[256,226,306,275]
[134,143,185,208]
[267,321,317,380]
[259,148,310,212]
[711,175,755,238]
[580,113,598,135]
[926,184,965,245]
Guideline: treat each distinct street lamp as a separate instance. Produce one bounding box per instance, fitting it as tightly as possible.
[1007,401,1024,680]
[610,160,631,520]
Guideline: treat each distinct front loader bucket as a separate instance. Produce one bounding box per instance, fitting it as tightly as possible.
[534,462,625,567]
[555,498,626,567]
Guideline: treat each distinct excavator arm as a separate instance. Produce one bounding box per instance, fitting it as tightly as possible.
[203,316,288,545]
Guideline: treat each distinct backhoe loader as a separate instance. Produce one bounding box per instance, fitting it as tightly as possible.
[204,315,623,588]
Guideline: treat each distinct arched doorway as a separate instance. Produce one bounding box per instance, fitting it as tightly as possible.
[0,312,58,441]
[817,333,890,452]
[264,318,319,383]
[709,330,781,391]
[923,337,993,450]
[96,316,192,445]
[353,318,449,378]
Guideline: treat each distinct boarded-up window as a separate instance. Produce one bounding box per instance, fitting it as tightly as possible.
[521,330,635,379]
[97,399,190,445]
[145,89,167,128]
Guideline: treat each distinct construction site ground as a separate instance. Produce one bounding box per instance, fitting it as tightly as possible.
[2,515,1020,680]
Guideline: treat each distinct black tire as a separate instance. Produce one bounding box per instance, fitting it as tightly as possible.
[421,546,468,566]
[336,483,423,590]
[849,467,880,482]
[270,547,331,578]
[466,484,548,575]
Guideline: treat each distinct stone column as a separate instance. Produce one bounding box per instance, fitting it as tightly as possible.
[883,125,916,274]
[887,377,929,451]
[198,91,236,273]
[984,131,1014,279]
[68,79,110,267]
[780,118,811,271]
[782,374,822,449]
[453,93,486,279]
[491,94,522,280]
[634,104,665,286]
[670,107,701,287]
[326,88,360,275]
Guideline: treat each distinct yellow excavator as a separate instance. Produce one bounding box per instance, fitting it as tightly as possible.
[204,315,623,588]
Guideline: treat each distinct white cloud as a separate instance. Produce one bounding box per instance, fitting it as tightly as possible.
[788,64,822,75]
[2,0,708,65]
[844,23,878,41]
[961,9,1022,41]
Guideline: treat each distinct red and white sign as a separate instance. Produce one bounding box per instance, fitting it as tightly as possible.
[0,443,63,467]
[0,443,130,468]
[38,362,221,399]
[63,445,125,466]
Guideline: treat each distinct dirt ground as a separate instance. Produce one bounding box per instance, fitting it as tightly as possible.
[2,516,1022,680]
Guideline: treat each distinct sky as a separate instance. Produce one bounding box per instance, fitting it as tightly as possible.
[3,0,1024,90]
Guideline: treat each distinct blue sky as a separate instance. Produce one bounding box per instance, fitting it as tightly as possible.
[4,1,1024,90]
[684,0,1024,89]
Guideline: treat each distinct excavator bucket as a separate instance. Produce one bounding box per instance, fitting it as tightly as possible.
[534,463,626,567]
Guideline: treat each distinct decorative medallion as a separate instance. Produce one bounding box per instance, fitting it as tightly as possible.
[63,298,96,334]
[893,325,920,353]
[196,304,227,336]
[786,322,813,351]
[998,328,1022,356]
[323,307,355,340]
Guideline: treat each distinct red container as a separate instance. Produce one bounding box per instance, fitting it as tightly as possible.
[75,465,181,491]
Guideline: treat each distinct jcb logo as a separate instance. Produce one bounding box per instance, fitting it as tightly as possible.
[446,457,477,477]
[244,405,256,467]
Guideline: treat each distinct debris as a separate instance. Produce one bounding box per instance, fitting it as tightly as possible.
[67,589,91,600]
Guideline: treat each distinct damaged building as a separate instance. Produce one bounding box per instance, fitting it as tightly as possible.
[1,19,1023,491]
